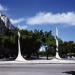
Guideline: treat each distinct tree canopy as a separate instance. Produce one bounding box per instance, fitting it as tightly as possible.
[0,28,75,60]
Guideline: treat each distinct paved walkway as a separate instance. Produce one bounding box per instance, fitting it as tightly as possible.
[0,58,75,64]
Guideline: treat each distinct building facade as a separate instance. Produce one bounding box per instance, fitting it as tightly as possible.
[0,12,16,34]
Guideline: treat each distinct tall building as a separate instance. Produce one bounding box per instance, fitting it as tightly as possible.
[0,17,6,34]
[0,13,11,29]
[0,12,17,33]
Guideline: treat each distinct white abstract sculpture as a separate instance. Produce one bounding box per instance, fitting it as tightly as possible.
[55,27,61,59]
[15,30,26,61]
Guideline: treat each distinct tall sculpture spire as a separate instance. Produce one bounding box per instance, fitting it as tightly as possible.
[55,27,61,59]
[15,29,26,61]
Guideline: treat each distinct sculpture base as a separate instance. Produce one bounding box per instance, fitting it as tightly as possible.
[15,53,26,62]
[55,52,61,59]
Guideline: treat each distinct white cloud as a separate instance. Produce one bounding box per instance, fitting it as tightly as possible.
[0,4,7,11]
[10,18,25,24]
[26,12,75,25]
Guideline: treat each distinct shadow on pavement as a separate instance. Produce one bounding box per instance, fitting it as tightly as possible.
[63,71,75,75]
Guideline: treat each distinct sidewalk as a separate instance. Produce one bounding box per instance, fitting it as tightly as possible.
[0,58,75,64]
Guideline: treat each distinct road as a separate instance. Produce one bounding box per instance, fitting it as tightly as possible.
[0,64,75,75]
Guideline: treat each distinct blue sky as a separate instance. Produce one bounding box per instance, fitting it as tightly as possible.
[0,0,75,42]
